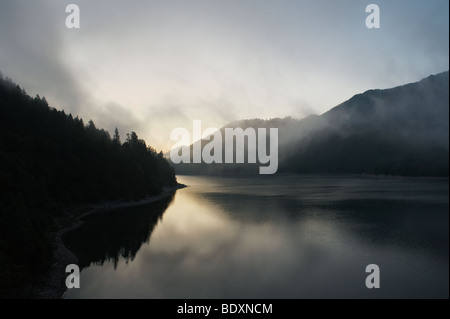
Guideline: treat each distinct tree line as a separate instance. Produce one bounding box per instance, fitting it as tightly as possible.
[0,74,177,298]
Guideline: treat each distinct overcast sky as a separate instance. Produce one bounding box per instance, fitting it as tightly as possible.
[0,0,448,151]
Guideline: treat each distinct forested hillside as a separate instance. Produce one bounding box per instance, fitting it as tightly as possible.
[0,75,177,298]
[171,72,449,176]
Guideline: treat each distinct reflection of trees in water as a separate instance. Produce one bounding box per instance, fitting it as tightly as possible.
[62,194,174,269]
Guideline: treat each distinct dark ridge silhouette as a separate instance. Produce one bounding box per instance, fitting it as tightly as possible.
[171,71,449,176]
[0,74,177,298]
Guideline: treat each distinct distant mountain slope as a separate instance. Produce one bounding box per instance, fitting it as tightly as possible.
[0,75,177,298]
[171,71,449,176]
[283,71,448,176]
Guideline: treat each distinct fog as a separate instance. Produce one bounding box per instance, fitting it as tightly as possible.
[0,0,448,151]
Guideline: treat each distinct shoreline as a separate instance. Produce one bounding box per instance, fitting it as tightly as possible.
[33,183,186,299]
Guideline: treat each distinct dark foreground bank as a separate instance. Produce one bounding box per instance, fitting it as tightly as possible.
[33,184,186,299]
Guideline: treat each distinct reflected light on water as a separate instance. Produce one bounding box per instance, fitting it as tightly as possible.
[65,175,449,298]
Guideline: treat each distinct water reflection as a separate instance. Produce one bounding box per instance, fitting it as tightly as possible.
[64,175,449,299]
[201,192,449,255]
[62,194,175,269]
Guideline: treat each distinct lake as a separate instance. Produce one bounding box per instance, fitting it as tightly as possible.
[63,175,449,298]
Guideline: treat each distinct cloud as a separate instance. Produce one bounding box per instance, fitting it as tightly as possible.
[0,0,448,152]
[0,1,148,145]
[90,102,142,138]
[0,1,86,113]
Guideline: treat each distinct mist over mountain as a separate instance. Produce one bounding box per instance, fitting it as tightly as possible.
[171,71,449,176]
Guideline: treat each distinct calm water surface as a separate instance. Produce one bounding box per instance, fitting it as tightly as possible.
[64,175,449,298]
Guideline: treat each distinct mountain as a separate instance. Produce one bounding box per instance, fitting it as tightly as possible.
[0,74,177,298]
[171,71,449,176]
